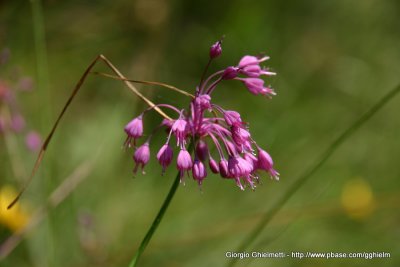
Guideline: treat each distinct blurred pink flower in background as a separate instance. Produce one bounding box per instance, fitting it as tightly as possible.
[0,47,40,153]
[25,131,42,152]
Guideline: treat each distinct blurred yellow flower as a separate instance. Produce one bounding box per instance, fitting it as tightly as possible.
[341,178,376,220]
[0,185,30,232]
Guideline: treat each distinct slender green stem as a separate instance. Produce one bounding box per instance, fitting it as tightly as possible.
[129,142,195,267]
[30,1,55,267]
[31,0,51,121]
[228,84,400,267]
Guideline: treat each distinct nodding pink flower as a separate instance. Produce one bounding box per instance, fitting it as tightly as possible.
[177,149,193,179]
[231,125,251,147]
[237,55,275,77]
[238,55,270,66]
[240,65,276,78]
[241,78,265,95]
[192,160,207,185]
[123,40,278,190]
[238,55,261,67]
[195,140,209,162]
[133,142,150,174]
[209,157,220,173]
[244,152,258,170]
[240,64,261,77]
[242,64,264,78]
[257,148,279,180]
[172,118,188,147]
[124,115,143,147]
[25,131,41,152]
[210,41,222,59]
[157,144,174,173]
[228,156,253,178]
[224,110,242,127]
[222,66,238,80]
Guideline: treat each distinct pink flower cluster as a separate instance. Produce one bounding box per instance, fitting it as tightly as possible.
[0,48,41,152]
[124,40,279,190]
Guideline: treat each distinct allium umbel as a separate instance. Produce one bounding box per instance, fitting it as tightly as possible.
[123,40,279,190]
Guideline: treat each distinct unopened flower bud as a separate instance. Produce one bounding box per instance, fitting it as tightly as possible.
[195,140,209,162]
[192,160,207,185]
[209,41,222,59]
[219,159,230,178]
[209,157,220,173]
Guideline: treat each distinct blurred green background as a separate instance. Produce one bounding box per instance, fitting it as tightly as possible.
[1,0,400,266]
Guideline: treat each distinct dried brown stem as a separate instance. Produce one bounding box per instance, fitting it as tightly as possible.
[7,55,169,209]
[98,55,172,119]
[92,71,195,98]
